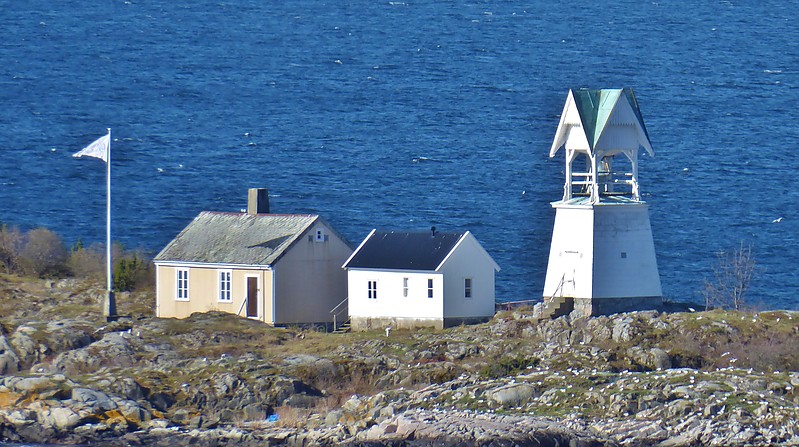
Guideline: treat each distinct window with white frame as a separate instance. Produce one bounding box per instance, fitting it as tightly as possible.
[368,280,377,299]
[176,269,189,301]
[403,277,409,297]
[218,270,232,302]
[464,277,472,299]
[427,278,434,298]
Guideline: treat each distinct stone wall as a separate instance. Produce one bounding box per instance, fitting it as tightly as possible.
[573,296,662,318]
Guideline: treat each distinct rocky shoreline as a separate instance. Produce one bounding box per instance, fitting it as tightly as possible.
[1,276,798,446]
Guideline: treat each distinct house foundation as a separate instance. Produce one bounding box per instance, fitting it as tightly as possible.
[351,316,490,331]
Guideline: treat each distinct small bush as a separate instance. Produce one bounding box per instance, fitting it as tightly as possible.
[113,253,154,292]
[479,355,539,379]
[67,242,106,280]
[703,243,755,311]
[18,228,68,277]
[0,224,24,273]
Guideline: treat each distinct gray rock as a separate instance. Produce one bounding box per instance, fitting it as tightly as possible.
[53,332,136,374]
[9,327,39,366]
[585,317,612,342]
[342,394,365,413]
[487,383,537,407]
[612,319,635,343]
[116,399,152,424]
[325,409,344,426]
[648,348,672,370]
[0,335,21,374]
[445,343,478,361]
[12,376,54,392]
[628,347,672,370]
[117,377,148,401]
[43,320,95,353]
[242,403,270,421]
[39,405,82,430]
[5,409,36,425]
[71,388,118,412]
[171,408,191,424]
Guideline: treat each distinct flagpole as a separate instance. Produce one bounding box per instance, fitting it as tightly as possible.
[104,127,117,320]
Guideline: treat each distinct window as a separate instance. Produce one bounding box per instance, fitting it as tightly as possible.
[403,277,409,297]
[464,278,472,299]
[427,278,434,298]
[176,269,189,301]
[218,270,232,302]
[368,280,377,299]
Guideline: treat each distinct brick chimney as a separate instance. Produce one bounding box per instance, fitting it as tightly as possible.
[247,188,270,215]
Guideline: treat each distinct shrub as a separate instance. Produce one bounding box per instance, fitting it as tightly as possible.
[113,252,154,292]
[67,242,106,280]
[18,228,68,277]
[702,242,755,311]
[479,355,539,379]
[0,224,23,273]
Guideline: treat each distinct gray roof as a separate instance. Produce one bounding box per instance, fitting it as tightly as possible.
[343,230,465,271]
[154,211,319,266]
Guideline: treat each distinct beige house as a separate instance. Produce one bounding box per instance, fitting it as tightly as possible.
[154,189,352,326]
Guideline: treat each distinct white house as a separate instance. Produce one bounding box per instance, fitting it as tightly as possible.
[154,188,353,326]
[342,229,500,330]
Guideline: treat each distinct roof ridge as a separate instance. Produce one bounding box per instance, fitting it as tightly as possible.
[202,211,319,217]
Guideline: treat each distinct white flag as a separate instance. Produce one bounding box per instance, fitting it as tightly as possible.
[73,133,110,162]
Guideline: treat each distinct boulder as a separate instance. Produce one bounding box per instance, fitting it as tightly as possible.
[612,319,635,343]
[116,377,148,401]
[628,347,672,371]
[39,405,82,431]
[71,388,118,413]
[9,327,39,366]
[53,332,136,374]
[487,383,537,407]
[0,335,21,374]
[43,321,96,353]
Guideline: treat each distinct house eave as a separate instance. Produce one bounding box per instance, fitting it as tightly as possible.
[153,260,274,270]
[344,267,442,275]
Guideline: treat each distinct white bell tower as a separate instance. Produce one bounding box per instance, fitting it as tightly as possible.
[542,88,662,318]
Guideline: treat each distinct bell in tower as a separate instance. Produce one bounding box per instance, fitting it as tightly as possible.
[541,88,662,318]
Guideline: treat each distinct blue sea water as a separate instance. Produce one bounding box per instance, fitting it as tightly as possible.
[1,0,798,309]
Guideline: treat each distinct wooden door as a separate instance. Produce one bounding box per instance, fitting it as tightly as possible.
[246,276,258,318]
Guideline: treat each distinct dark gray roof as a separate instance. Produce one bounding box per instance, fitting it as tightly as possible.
[154,211,319,265]
[344,230,465,271]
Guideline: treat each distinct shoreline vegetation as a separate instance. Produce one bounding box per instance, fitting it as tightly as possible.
[0,225,798,446]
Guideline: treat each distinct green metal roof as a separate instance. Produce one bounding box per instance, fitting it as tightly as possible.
[569,87,651,152]
[571,89,621,151]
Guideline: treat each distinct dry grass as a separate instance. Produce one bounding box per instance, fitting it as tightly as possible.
[272,405,315,428]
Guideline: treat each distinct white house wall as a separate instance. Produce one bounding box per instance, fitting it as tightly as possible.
[439,235,496,319]
[348,269,444,327]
